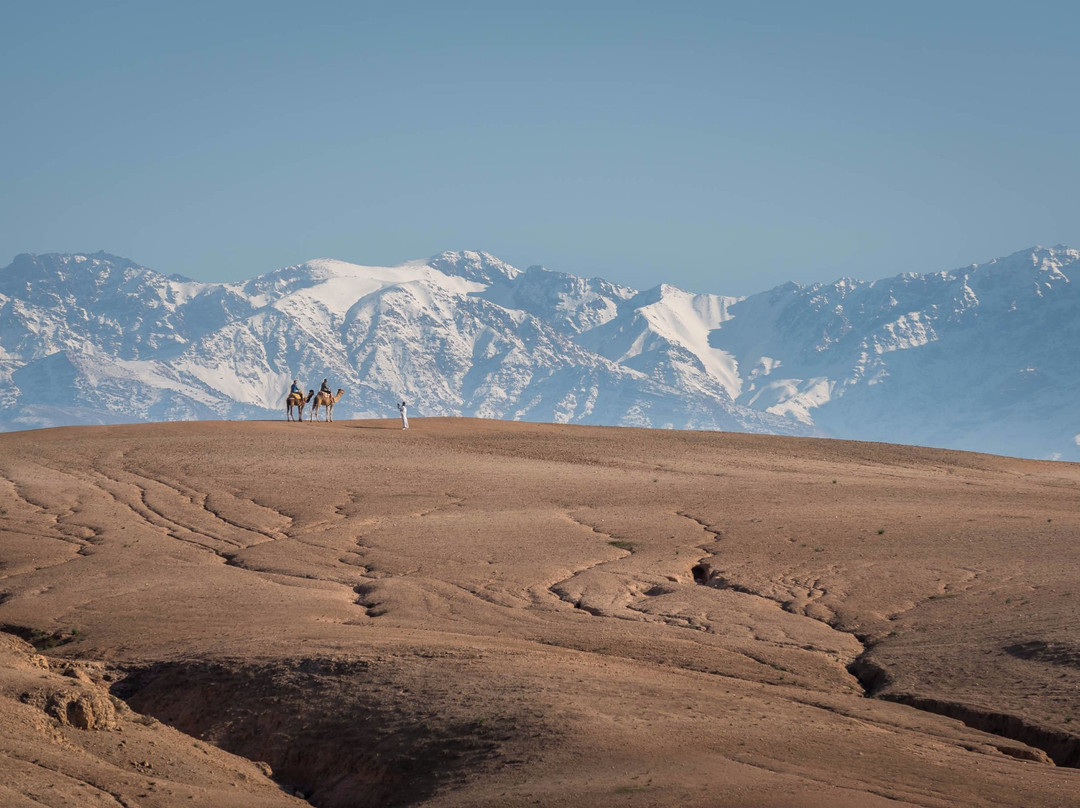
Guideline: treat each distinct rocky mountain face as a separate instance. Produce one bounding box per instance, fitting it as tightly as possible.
[0,246,1076,460]
[714,246,1080,461]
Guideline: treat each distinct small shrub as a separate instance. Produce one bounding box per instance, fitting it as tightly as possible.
[877,529,885,535]
[608,540,635,552]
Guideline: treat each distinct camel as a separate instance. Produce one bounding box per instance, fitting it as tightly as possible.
[286,390,314,422]
[310,388,344,422]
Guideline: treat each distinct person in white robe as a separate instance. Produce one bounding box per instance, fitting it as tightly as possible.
[397,400,409,429]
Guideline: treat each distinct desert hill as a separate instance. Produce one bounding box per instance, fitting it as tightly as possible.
[1,418,1079,807]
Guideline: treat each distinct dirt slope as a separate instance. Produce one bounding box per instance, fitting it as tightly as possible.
[1,418,1078,807]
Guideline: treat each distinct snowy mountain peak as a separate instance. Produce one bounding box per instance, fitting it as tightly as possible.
[427,250,522,283]
[15,250,141,267]
[3,251,145,283]
[965,245,1076,274]
[1030,245,1078,275]
[238,257,488,322]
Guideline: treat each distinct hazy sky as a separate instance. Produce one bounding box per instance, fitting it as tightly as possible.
[4,1,1078,295]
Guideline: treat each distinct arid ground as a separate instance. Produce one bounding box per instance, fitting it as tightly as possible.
[1,418,1079,807]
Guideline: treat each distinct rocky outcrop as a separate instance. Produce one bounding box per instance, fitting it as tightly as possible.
[0,630,304,806]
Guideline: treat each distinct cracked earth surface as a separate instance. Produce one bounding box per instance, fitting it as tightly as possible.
[1,418,1079,806]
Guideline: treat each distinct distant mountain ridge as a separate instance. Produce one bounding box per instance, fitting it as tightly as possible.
[1,246,1077,460]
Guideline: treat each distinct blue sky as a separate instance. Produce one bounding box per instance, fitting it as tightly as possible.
[3,1,1078,295]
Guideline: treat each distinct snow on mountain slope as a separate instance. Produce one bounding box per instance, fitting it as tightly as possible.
[705,245,1080,457]
[0,246,1076,459]
[265,258,486,322]
[629,284,742,397]
[578,284,743,405]
[478,264,635,335]
[427,250,522,284]
[0,252,248,372]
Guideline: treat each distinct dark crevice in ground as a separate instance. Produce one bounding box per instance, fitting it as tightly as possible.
[691,564,1080,768]
[111,657,516,808]
[691,563,759,596]
[847,655,1080,768]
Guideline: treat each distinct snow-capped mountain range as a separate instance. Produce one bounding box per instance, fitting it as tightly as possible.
[1,246,1077,461]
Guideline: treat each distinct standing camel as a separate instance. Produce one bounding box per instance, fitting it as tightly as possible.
[310,389,345,422]
[286,390,314,421]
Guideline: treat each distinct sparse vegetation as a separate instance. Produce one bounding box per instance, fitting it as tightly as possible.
[877,529,885,535]
[2,625,81,650]
[608,540,635,552]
